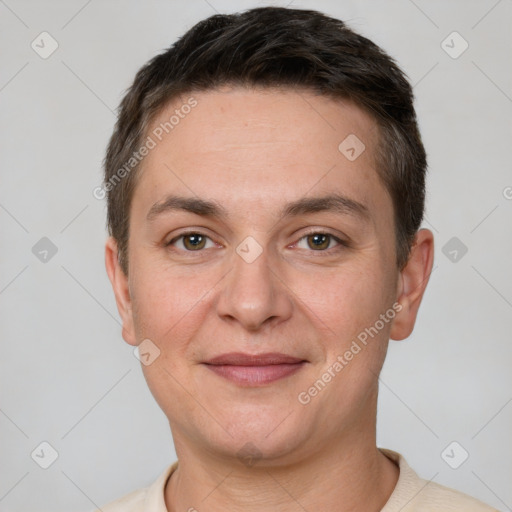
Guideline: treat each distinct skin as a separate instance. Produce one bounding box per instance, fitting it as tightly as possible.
[105,86,434,511]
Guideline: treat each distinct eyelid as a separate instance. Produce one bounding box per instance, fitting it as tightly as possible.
[166,230,220,249]
[292,229,348,251]
[166,228,349,252]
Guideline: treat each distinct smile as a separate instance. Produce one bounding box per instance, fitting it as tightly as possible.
[203,352,307,386]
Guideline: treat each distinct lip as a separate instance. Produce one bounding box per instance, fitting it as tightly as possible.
[203,352,307,386]
[205,352,305,366]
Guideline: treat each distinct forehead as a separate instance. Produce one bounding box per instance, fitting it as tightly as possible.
[133,86,389,223]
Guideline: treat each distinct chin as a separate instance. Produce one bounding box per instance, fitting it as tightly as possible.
[199,406,313,467]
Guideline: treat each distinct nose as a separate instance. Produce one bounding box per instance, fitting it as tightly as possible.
[216,245,293,332]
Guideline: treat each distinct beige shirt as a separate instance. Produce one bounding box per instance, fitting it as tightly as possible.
[97,449,498,511]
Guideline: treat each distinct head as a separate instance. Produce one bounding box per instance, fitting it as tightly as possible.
[104,7,433,464]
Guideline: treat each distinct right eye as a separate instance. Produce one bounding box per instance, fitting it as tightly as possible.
[167,232,216,251]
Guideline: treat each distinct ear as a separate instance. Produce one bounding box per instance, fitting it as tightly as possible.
[105,237,137,346]
[390,229,434,341]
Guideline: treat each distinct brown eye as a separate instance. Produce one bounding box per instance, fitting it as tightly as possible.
[294,232,346,253]
[168,232,214,251]
[306,233,331,250]
[182,234,206,250]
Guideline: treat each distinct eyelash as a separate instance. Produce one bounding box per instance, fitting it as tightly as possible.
[294,231,348,252]
[166,230,348,254]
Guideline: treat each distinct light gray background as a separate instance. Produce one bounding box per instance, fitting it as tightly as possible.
[1,0,511,511]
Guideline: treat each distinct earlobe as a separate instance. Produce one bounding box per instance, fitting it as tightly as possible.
[105,237,138,346]
[390,229,435,341]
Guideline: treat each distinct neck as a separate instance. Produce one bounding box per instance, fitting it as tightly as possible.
[164,410,399,511]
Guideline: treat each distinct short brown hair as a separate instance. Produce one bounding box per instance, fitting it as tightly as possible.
[103,7,427,274]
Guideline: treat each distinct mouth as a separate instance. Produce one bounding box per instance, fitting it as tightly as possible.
[202,352,307,386]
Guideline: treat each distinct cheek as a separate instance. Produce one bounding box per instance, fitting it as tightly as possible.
[130,265,213,417]
[292,263,393,346]
[129,259,214,347]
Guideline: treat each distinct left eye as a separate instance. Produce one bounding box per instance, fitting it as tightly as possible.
[296,233,343,251]
[168,233,216,251]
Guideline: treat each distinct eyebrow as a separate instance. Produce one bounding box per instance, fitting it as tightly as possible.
[146,193,369,222]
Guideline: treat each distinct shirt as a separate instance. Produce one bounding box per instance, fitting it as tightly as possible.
[96,449,498,511]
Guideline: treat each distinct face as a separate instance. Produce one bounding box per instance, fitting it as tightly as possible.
[106,87,431,465]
